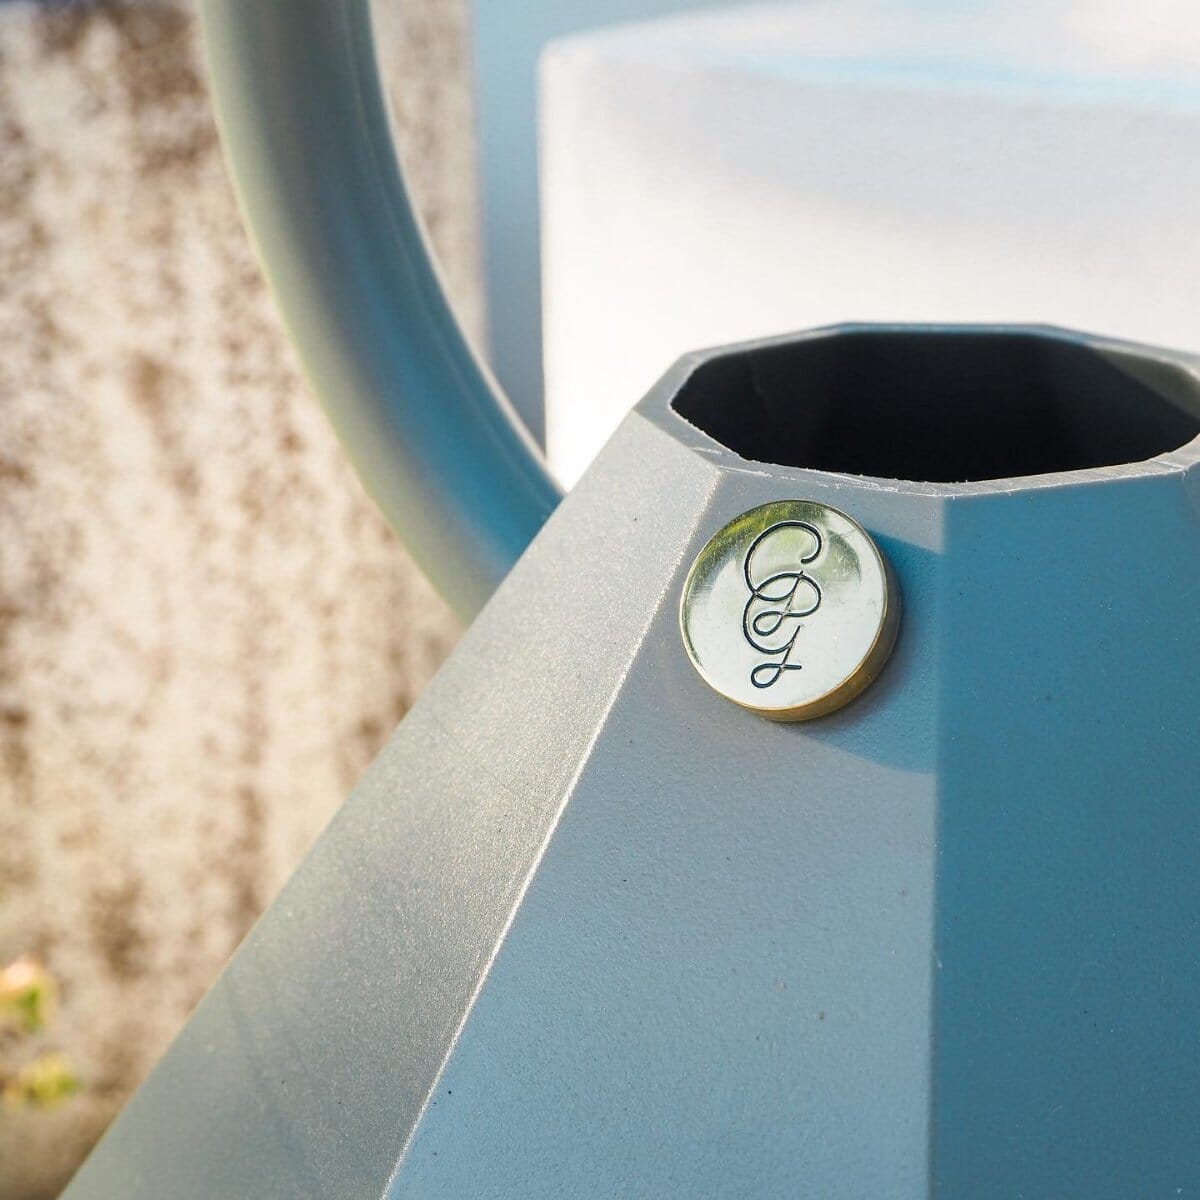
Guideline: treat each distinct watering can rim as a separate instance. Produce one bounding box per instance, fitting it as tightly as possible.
[643,320,1200,501]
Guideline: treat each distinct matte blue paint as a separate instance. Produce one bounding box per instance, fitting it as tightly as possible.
[62,326,1200,1197]
[934,474,1200,1194]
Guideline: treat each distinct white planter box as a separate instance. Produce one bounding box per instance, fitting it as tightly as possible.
[541,0,1200,483]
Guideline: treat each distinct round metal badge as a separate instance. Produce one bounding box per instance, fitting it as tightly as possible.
[679,500,900,721]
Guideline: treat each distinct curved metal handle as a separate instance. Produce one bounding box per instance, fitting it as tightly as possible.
[198,0,562,620]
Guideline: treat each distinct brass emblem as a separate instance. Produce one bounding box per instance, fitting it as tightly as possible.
[680,500,900,721]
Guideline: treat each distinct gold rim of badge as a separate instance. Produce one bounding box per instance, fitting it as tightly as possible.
[679,500,900,721]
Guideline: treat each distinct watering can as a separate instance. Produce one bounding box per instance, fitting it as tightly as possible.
[63,3,1200,1197]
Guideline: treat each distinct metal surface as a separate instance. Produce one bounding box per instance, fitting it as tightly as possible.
[680,499,899,719]
[63,327,1200,1198]
[197,0,561,618]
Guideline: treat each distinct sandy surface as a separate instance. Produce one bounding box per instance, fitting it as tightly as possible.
[0,2,474,1193]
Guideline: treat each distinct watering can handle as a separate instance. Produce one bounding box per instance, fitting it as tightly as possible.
[198,0,562,621]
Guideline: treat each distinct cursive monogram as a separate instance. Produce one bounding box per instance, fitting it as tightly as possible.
[742,521,823,689]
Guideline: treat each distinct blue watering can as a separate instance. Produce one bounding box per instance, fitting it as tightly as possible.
[64,3,1200,1196]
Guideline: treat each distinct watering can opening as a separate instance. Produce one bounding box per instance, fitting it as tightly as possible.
[671,325,1200,484]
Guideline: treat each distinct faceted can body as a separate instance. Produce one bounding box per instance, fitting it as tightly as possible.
[65,326,1200,1198]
